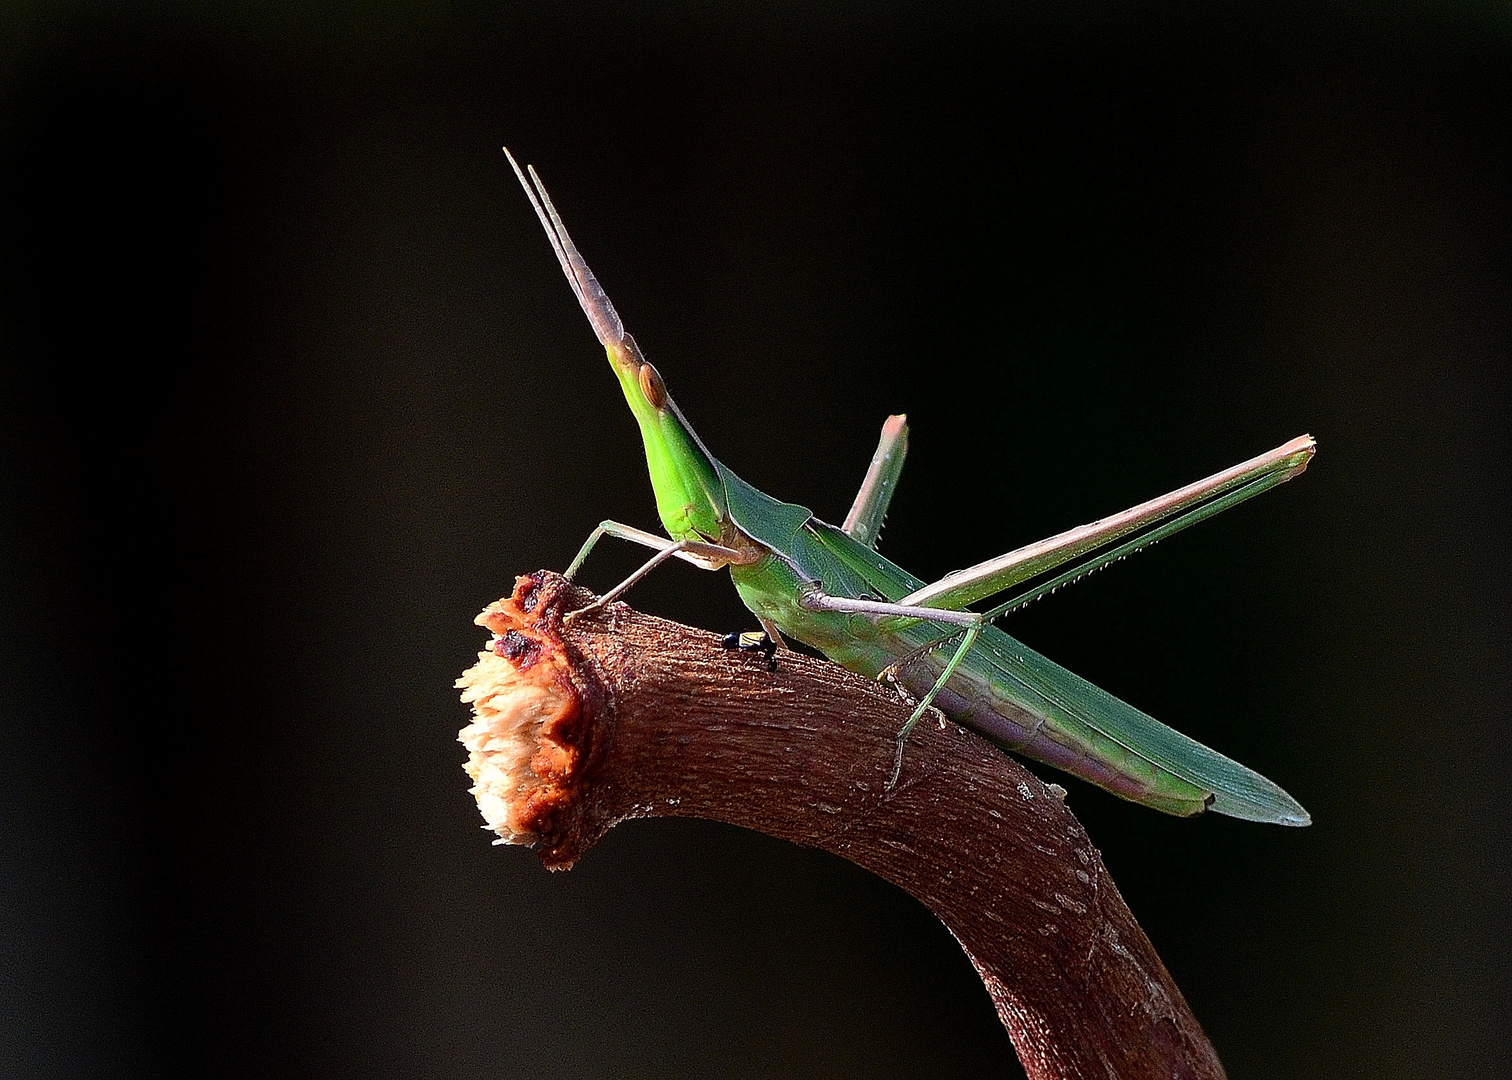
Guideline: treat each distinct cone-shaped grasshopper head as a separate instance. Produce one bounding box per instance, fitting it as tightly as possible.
[505,150,730,545]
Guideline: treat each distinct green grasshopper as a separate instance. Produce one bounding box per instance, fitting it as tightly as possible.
[506,150,1312,825]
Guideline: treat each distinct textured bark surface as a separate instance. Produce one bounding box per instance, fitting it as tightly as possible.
[458,571,1227,1080]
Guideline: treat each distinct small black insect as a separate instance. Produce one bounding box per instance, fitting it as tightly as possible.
[721,630,778,672]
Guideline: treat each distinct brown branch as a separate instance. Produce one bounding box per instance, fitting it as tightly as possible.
[457,571,1226,1080]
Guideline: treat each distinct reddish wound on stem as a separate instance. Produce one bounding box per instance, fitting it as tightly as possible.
[457,575,588,848]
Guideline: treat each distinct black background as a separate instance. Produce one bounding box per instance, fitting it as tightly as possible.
[3,4,1509,1078]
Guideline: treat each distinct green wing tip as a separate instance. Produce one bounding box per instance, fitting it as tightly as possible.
[1211,791,1313,826]
[1261,806,1312,827]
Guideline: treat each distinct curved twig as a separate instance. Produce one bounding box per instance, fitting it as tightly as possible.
[457,571,1226,1080]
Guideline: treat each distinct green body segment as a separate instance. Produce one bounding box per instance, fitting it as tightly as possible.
[730,523,1240,819]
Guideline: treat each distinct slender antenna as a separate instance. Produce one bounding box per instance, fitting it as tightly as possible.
[503,147,625,347]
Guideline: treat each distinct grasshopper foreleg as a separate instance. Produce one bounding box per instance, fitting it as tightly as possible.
[561,520,749,624]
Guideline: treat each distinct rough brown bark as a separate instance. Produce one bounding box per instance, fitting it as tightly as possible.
[457,571,1227,1080]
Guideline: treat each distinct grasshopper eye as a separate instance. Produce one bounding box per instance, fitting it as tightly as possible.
[638,363,667,410]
